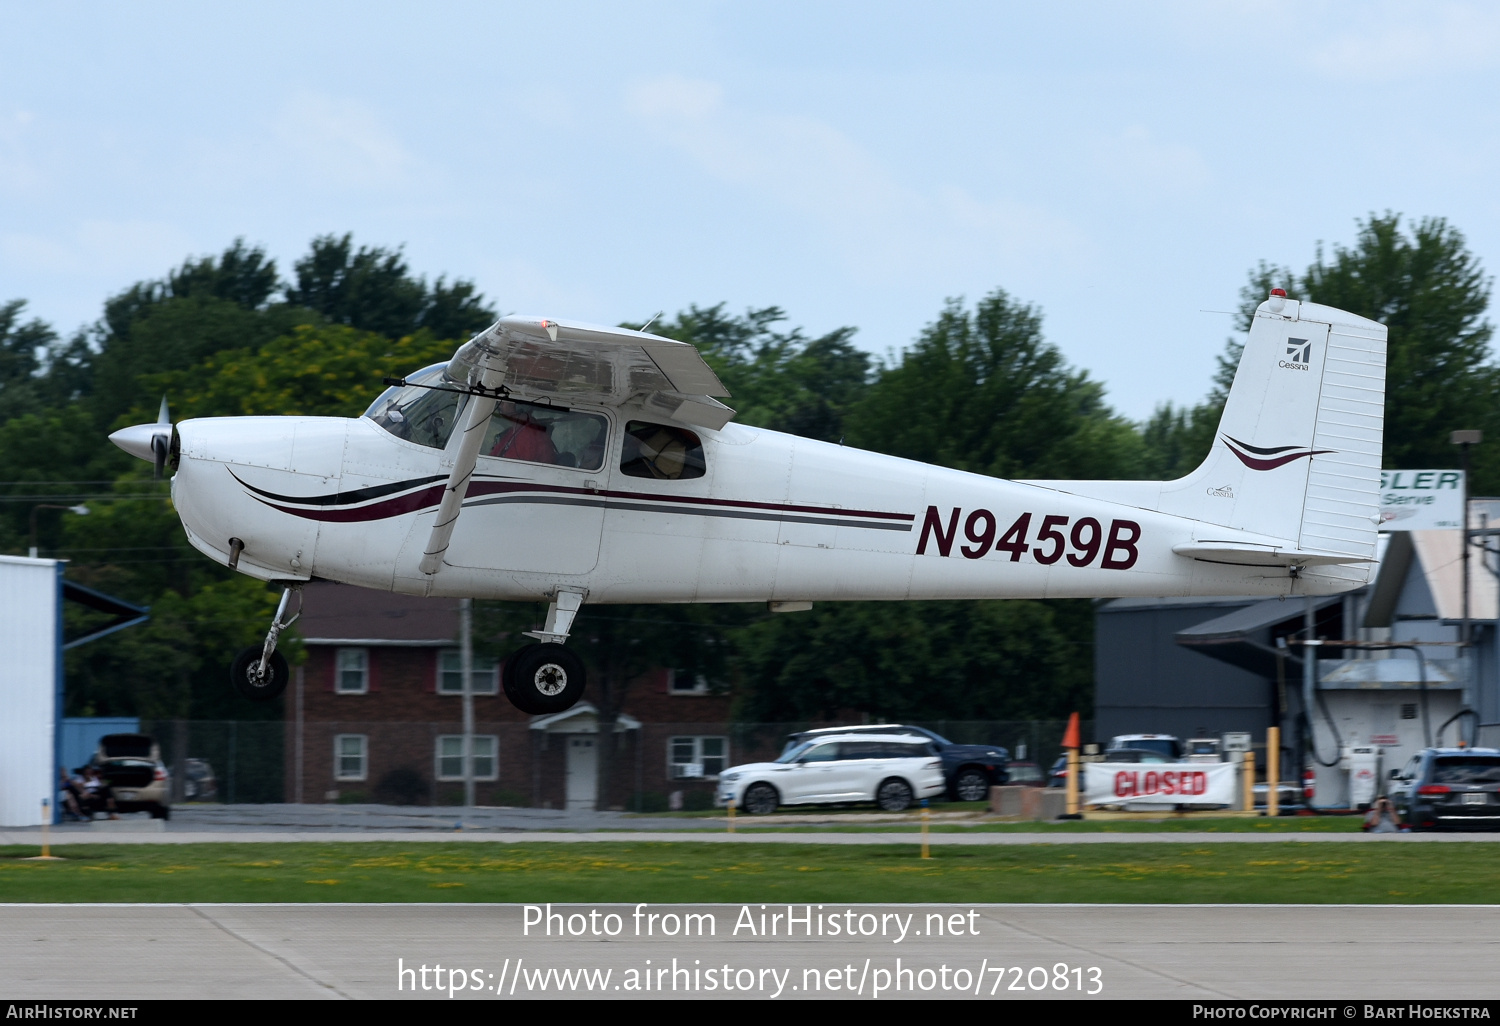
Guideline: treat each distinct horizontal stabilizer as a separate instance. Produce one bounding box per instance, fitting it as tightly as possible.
[1172,540,1376,567]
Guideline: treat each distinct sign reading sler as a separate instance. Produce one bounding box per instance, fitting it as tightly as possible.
[1379,470,1464,531]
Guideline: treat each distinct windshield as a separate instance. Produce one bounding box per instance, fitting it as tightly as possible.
[1432,757,1500,784]
[365,363,469,450]
[776,742,814,764]
[1116,738,1179,759]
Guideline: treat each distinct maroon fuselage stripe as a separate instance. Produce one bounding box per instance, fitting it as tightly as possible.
[247,476,915,525]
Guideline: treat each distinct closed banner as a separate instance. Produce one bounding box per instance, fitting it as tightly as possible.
[1083,762,1237,807]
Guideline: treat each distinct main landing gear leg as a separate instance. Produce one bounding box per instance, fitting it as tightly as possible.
[503,589,587,715]
[230,584,301,701]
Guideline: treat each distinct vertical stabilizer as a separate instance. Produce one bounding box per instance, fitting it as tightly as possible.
[1023,292,1387,571]
[1172,294,1387,556]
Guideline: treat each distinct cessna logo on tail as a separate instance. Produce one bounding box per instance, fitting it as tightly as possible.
[1222,435,1333,471]
[1279,337,1312,370]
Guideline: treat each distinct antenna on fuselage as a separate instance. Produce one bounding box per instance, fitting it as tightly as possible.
[637,311,664,333]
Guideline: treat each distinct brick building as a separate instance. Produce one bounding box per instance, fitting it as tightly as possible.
[284,581,740,809]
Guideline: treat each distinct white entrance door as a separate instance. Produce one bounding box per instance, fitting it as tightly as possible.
[565,735,597,810]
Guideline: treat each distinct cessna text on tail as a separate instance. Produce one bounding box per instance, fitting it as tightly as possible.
[110,290,1387,714]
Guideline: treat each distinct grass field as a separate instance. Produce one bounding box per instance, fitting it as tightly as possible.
[726,816,1365,833]
[0,840,1492,904]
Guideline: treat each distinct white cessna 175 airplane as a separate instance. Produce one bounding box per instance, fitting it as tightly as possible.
[110,288,1386,714]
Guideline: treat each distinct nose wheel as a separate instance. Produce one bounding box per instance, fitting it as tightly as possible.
[230,584,300,701]
[503,589,588,714]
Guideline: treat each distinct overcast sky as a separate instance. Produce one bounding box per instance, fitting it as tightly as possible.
[3,1,1499,418]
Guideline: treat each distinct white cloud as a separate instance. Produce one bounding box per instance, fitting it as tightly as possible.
[0,109,45,194]
[270,92,419,190]
[1310,2,1500,80]
[1089,125,1210,195]
[623,75,1087,283]
[0,220,194,276]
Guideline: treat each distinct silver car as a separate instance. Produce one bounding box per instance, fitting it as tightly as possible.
[93,734,171,820]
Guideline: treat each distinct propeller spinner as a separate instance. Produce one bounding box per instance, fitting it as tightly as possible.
[108,396,175,480]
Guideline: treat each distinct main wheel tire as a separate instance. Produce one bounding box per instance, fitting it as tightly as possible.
[876,778,914,812]
[503,643,585,714]
[954,768,991,802]
[230,647,289,701]
[742,783,779,815]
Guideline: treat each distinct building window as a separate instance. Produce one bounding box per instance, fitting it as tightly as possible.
[437,650,500,695]
[435,735,499,781]
[668,669,709,695]
[335,735,367,781]
[335,648,368,694]
[668,736,727,780]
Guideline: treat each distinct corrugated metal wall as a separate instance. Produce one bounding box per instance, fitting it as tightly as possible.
[0,557,59,826]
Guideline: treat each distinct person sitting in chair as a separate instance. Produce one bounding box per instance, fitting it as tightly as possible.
[81,766,119,820]
[58,767,87,821]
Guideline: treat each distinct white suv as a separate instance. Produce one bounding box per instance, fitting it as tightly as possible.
[716,734,946,815]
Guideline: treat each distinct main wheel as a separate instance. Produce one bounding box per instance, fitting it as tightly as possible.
[741,782,779,815]
[876,778,914,812]
[953,768,991,802]
[503,643,585,714]
[230,647,289,701]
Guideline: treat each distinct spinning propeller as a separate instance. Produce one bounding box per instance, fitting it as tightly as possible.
[107,396,175,480]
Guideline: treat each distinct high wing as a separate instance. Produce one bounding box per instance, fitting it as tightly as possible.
[417,316,735,578]
[450,315,733,429]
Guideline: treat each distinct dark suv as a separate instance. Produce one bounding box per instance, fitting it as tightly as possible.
[1389,747,1500,831]
[783,724,1008,802]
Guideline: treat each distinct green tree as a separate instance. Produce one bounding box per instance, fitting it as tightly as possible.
[1143,216,1498,488]
[285,233,497,341]
[650,304,870,443]
[730,599,1092,722]
[844,290,1149,480]
[1299,214,1498,488]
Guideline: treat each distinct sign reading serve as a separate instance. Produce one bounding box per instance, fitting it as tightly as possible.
[1379,470,1464,531]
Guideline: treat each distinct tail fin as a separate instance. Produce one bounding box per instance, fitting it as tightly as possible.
[1024,292,1387,564]
[1170,293,1387,557]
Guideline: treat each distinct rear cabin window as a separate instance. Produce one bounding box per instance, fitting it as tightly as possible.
[840,741,931,760]
[620,421,706,480]
[481,401,608,471]
[1431,757,1500,784]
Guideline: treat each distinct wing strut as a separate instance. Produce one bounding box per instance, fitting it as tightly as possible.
[419,390,499,577]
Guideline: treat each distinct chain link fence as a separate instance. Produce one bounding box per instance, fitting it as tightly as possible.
[133,717,1090,810]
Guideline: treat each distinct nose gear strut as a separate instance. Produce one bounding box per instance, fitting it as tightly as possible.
[230,584,301,701]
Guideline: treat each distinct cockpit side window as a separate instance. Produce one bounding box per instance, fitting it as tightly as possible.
[481,401,608,471]
[365,364,467,450]
[620,421,706,481]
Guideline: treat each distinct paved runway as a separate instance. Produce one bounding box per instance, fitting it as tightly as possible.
[2,903,1494,1000]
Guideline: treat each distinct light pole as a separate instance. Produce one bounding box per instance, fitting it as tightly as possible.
[460,597,475,813]
[1451,431,1481,746]
[28,503,90,558]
